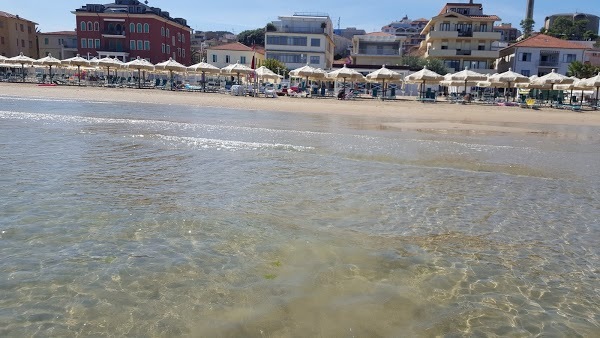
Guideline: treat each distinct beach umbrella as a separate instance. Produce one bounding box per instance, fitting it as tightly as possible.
[366,65,402,100]
[584,73,600,109]
[221,61,253,85]
[7,52,35,82]
[448,67,487,95]
[187,60,220,91]
[125,56,155,89]
[289,63,319,89]
[61,54,90,85]
[254,65,280,81]
[96,56,122,83]
[496,68,530,101]
[33,53,62,83]
[327,64,365,89]
[155,57,187,90]
[404,67,444,98]
[534,69,574,101]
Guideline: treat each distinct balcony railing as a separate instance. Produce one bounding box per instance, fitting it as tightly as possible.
[456,50,472,55]
[357,49,400,56]
[276,27,324,34]
[102,30,126,36]
[457,30,473,37]
[539,61,559,67]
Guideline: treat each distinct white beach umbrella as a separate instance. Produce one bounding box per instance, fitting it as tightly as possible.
[289,63,319,88]
[254,66,279,81]
[449,67,487,93]
[187,60,220,91]
[496,68,530,100]
[583,73,600,107]
[534,69,574,101]
[62,54,90,85]
[405,67,445,98]
[96,56,123,77]
[155,57,187,90]
[221,61,253,84]
[7,52,36,82]
[34,53,62,83]
[125,56,155,89]
[366,65,402,99]
[327,64,365,88]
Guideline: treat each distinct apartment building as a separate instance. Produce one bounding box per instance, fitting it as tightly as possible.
[381,16,428,54]
[72,0,191,64]
[265,13,334,70]
[38,31,78,59]
[206,42,265,69]
[351,32,406,66]
[0,11,38,58]
[420,1,501,73]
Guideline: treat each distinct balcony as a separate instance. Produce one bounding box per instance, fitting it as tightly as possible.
[356,49,400,56]
[471,50,499,58]
[473,31,501,39]
[102,30,126,38]
[427,49,458,57]
[457,30,473,37]
[276,27,325,34]
[427,31,458,39]
[539,61,559,67]
[456,50,471,56]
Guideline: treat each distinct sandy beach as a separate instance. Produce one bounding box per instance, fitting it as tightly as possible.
[2,82,600,134]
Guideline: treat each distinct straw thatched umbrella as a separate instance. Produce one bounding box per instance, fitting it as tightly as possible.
[34,54,62,83]
[584,73,600,109]
[534,69,574,102]
[95,57,123,84]
[404,67,444,98]
[7,52,35,82]
[496,68,530,101]
[187,60,220,91]
[366,65,402,100]
[155,57,187,90]
[221,61,253,85]
[289,64,319,90]
[61,54,90,85]
[327,64,365,92]
[448,67,487,95]
[125,56,155,89]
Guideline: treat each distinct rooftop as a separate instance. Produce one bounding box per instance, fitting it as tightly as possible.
[0,11,38,24]
[38,31,77,36]
[504,33,589,50]
[73,0,189,28]
[208,42,264,54]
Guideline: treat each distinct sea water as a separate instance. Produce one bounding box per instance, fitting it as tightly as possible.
[0,94,598,337]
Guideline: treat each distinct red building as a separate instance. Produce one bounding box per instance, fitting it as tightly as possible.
[73,0,191,65]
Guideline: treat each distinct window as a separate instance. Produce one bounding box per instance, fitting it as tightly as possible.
[161,27,165,36]
[240,56,246,64]
[144,23,149,33]
[87,22,93,31]
[137,40,143,50]
[181,34,185,43]
[166,28,170,37]
[94,22,99,31]
[144,41,150,50]
[520,52,531,62]
[310,56,320,64]
[95,39,100,48]
[443,59,460,71]
[478,43,485,50]
[441,41,448,50]
[136,23,142,33]
[311,38,320,47]
[44,38,49,45]
[81,39,87,48]
[440,22,450,31]
[20,24,24,32]
[130,23,135,33]
[177,32,181,42]
[172,36,175,45]
[28,26,32,34]
[266,36,307,46]
[212,54,217,63]
[182,49,185,57]
[268,53,308,64]
[81,21,86,31]
[130,40,136,50]
[88,39,93,49]
[161,43,165,53]
[521,70,530,76]
[177,47,181,57]
[564,54,576,62]
[166,45,170,54]
[479,24,487,32]
[226,55,230,63]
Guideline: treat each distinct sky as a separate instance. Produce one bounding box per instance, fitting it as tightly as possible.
[1,0,598,34]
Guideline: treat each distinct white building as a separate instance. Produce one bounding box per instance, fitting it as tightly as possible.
[206,42,264,69]
[351,32,406,66]
[265,12,334,70]
[497,34,589,76]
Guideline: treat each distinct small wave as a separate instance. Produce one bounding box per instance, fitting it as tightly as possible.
[156,134,314,152]
[0,95,109,105]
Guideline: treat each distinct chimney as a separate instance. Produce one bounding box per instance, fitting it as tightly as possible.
[526,0,534,21]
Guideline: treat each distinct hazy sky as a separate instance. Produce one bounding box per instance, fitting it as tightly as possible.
[1,0,597,33]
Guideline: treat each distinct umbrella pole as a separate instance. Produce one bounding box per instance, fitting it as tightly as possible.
[78,65,81,86]
[22,64,25,83]
[170,70,174,91]
[570,88,573,105]
[595,87,599,110]
[49,66,53,83]
[382,79,386,101]
[202,71,206,92]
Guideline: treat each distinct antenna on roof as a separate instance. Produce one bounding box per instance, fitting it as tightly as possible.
[338,17,341,30]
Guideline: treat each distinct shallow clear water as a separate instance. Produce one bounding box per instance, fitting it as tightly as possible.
[0,94,598,337]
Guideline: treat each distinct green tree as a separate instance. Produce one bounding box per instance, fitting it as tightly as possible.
[400,56,448,75]
[520,18,535,38]
[567,61,600,78]
[546,17,593,40]
[237,28,265,46]
[262,58,288,78]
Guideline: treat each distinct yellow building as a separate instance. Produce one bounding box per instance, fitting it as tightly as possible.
[420,1,500,73]
[351,32,407,66]
[0,11,38,58]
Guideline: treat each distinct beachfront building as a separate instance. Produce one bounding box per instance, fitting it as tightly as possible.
[496,34,588,76]
[265,13,335,70]
[37,31,78,59]
[494,23,521,43]
[206,42,265,69]
[419,1,501,73]
[584,48,600,67]
[544,13,600,36]
[350,32,406,66]
[0,11,38,58]
[381,16,429,54]
[72,0,192,64]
